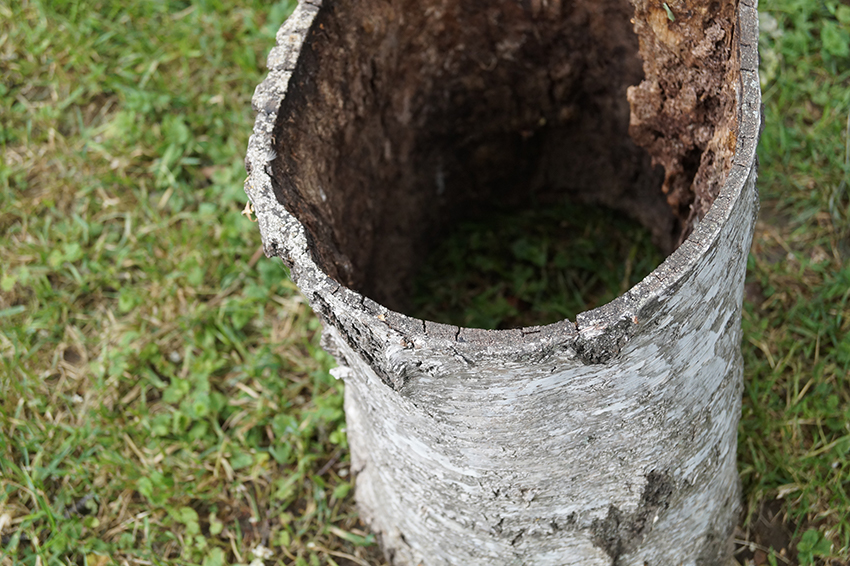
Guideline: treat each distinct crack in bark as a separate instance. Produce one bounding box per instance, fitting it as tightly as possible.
[311,292,403,389]
[449,346,474,366]
[520,327,542,336]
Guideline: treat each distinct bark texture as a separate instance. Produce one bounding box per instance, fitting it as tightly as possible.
[243,0,761,563]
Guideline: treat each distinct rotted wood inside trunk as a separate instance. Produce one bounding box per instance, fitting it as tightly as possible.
[269,0,735,315]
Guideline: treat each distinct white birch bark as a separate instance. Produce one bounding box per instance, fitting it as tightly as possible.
[243,0,761,563]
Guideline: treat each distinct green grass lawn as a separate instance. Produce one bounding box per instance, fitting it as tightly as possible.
[1,0,848,565]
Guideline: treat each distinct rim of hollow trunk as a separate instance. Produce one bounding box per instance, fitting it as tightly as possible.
[244,0,761,367]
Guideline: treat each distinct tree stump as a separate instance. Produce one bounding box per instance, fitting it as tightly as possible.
[244,0,761,563]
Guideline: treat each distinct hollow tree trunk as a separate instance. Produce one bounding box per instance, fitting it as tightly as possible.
[243,0,761,563]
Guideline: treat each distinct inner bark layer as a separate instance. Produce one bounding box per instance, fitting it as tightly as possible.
[270,0,739,314]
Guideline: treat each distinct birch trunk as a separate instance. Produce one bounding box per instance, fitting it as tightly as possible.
[243,0,761,563]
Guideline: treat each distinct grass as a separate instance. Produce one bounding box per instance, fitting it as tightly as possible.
[411,202,663,329]
[0,1,380,565]
[0,0,847,565]
[732,1,850,563]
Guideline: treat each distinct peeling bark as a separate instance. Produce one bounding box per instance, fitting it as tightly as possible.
[244,0,761,563]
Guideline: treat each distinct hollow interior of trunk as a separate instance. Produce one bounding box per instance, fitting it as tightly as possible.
[270,0,737,316]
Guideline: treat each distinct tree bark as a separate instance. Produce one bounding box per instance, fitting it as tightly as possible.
[244,0,761,564]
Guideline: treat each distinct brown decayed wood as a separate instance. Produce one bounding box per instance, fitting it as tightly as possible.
[627,0,740,244]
